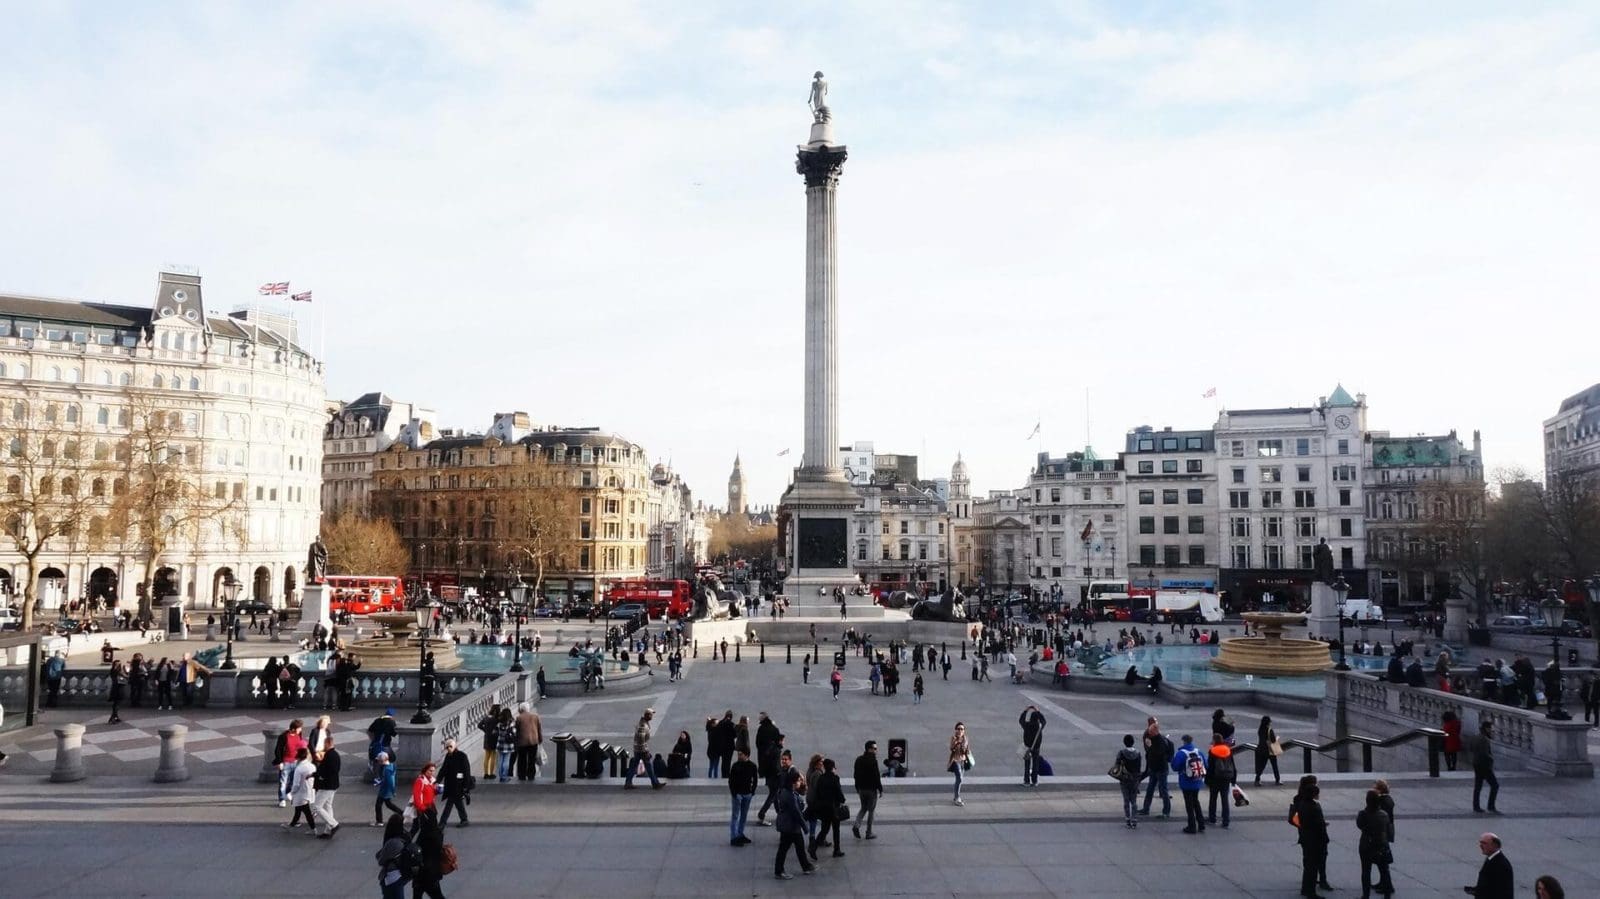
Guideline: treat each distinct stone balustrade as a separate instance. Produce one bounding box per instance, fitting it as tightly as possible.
[1322,670,1592,777]
[0,665,497,711]
[392,671,528,781]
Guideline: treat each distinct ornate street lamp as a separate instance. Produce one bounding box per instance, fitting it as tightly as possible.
[219,573,242,670]
[1331,573,1351,672]
[508,579,528,673]
[411,598,439,724]
[1539,588,1570,720]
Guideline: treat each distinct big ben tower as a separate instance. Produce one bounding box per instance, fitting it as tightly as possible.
[728,454,747,517]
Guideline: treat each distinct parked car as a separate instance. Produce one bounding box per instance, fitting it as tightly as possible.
[608,603,646,620]
[232,599,274,615]
[1531,619,1592,638]
[1489,615,1535,630]
[0,607,21,630]
[531,604,561,619]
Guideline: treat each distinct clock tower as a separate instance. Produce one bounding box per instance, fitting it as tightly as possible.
[727,454,747,517]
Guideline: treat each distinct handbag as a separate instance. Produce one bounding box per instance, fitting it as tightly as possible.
[962,751,974,772]
[835,801,850,821]
[439,843,459,876]
[537,744,548,766]
[1108,757,1130,782]
[1268,738,1283,757]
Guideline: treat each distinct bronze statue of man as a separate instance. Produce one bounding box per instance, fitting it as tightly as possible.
[307,536,328,583]
[1312,538,1334,585]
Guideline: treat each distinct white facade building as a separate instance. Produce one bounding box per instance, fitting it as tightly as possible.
[0,270,325,612]
[1024,449,1126,599]
[1122,426,1219,593]
[323,392,434,516]
[1543,383,1600,486]
[1213,385,1368,608]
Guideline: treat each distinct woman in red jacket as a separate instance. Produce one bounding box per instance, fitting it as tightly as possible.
[412,761,439,814]
[1440,710,1462,771]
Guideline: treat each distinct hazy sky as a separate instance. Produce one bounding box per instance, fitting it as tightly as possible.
[3,2,1596,509]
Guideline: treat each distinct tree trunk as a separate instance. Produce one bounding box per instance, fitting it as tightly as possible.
[20,553,40,632]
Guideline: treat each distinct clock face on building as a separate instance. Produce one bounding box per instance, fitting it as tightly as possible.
[1334,414,1351,430]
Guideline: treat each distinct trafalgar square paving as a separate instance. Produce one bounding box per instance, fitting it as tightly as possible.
[3,632,1600,898]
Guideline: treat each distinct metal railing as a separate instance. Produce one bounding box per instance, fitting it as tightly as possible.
[1236,726,1448,777]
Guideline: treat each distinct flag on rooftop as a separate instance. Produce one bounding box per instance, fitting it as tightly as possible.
[776,448,790,456]
[1203,387,1217,398]
[258,281,289,295]
[1026,421,1040,440]
[290,291,313,303]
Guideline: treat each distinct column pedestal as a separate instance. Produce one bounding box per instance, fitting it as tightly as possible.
[1308,582,1340,642]
[296,583,331,636]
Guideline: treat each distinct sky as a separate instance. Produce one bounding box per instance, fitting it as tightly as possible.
[2,1,1596,509]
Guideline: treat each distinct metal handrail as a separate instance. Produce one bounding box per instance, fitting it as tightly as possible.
[1235,726,1449,777]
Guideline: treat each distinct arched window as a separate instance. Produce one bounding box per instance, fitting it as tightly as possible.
[91,478,105,497]
[119,372,131,386]
[99,370,113,385]
[5,476,19,493]
[43,404,57,423]
[96,407,109,426]
[112,478,127,496]
[41,440,56,459]
[170,375,181,389]
[62,441,78,460]
[189,376,200,390]
[117,408,129,427]
[151,374,162,388]
[94,441,110,461]
[64,405,79,424]
[184,412,198,430]
[16,363,28,379]
[38,477,53,495]
[67,368,81,383]
[60,477,76,496]
[11,401,26,421]
[7,437,20,458]
[48,366,61,381]
[168,411,182,429]
[0,362,6,377]
[88,516,104,539]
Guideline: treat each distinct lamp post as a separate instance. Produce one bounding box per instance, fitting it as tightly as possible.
[509,580,528,673]
[1539,588,1570,720]
[219,573,242,670]
[1331,573,1351,671]
[411,598,438,724]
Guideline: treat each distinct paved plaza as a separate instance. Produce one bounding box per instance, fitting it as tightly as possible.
[4,643,1599,897]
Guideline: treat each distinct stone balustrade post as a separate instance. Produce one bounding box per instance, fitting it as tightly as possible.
[153,725,190,783]
[50,723,87,783]
[260,727,282,783]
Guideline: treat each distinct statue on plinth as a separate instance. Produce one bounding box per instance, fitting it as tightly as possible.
[808,71,830,123]
[307,536,328,584]
[1312,538,1334,585]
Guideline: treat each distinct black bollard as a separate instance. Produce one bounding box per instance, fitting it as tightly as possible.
[813,642,819,660]
[760,642,766,664]
[786,643,792,664]
[693,640,697,658]
[961,640,967,660]
[735,642,741,662]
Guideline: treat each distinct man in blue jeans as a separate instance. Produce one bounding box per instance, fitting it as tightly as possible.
[727,747,760,845]
[1140,719,1174,817]
[623,708,664,790]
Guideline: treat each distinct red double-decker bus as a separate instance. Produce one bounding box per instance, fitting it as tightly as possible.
[607,579,693,619]
[326,575,405,615]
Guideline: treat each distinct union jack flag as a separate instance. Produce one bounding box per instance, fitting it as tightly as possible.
[1203,387,1217,398]
[290,291,313,303]
[258,281,289,295]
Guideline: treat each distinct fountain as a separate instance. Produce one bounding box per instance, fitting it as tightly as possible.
[1212,612,1332,675]
[343,612,463,670]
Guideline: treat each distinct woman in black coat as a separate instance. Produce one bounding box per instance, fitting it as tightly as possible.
[412,809,447,899]
[808,758,848,859]
[1295,781,1332,898]
[107,660,128,724]
[1254,716,1281,785]
[1354,789,1392,898]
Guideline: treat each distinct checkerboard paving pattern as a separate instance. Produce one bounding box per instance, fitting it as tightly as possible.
[3,712,375,768]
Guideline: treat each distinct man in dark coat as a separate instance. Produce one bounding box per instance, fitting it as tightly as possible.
[437,737,473,828]
[852,740,884,839]
[1464,833,1513,899]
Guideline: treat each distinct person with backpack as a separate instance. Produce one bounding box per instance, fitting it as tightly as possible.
[1112,734,1143,828]
[43,651,66,707]
[1170,733,1207,834]
[1140,718,1174,818]
[375,812,420,899]
[274,719,307,808]
[1204,733,1236,828]
[830,666,843,700]
[411,804,450,899]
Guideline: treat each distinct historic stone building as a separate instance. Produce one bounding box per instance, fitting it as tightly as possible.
[1024,448,1126,599]
[851,480,947,592]
[648,461,708,580]
[370,416,654,602]
[0,269,325,613]
[726,454,747,516]
[1121,426,1218,594]
[322,391,435,516]
[968,489,1030,593]
[1362,430,1484,607]
[1543,382,1600,487]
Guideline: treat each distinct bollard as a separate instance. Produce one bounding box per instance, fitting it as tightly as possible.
[153,725,190,783]
[259,727,281,784]
[961,641,967,660]
[50,723,87,783]
[787,644,792,664]
[552,733,573,783]
[1427,734,1442,778]
[813,642,819,661]
[1360,743,1373,773]
[760,643,766,664]
[604,744,620,778]
[693,640,698,659]
[735,642,741,663]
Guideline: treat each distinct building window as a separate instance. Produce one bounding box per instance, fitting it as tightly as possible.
[1137,460,1154,474]
[1298,546,1314,569]
[1186,459,1202,473]
[1160,437,1177,451]
[1297,466,1312,482]
[1257,439,1283,457]
[1333,464,1356,482]
[1139,490,1154,505]
[1293,489,1316,508]
[1162,516,1179,534]
[1229,490,1249,509]
[1161,460,1179,474]
[1187,515,1205,534]
[1138,516,1155,534]
[1229,440,1245,457]
[1186,437,1203,450]
[1295,438,1311,456]
[900,521,909,534]
[1264,544,1283,568]
[1050,514,1061,525]
[1138,438,1155,451]
[1188,545,1206,566]
[1340,547,1354,568]
[1261,467,1282,483]
[1337,439,1350,455]
[1231,468,1245,484]
[1264,516,1282,538]
[1162,489,1179,504]
[1339,488,1352,506]
[1231,545,1250,568]
[1139,545,1157,565]
[1340,518,1352,537]
[857,542,867,561]
[1081,488,1091,500]
[1187,488,1204,504]
[1297,516,1316,538]
[1164,545,1181,567]
[1050,488,1061,502]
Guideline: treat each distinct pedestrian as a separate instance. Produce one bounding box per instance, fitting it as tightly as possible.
[1255,715,1282,785]
[755,711,780,759]
[1171,733,1207,834]
[912,672,924,704]
[756,742,791,823]
[1465,833,1512,899]
[281,746,316,832]
[372,751,401,826]
[1355,789,1393,898]
[1294,781,1332,897]
[274,718,307,808]
[411,803,449,899]
[311,744,342,838]
[868,661,880,695]
[830,666,843,700]
[623,707,664,790]
[1140,717,1174,817]
[367,708,398,770]
[476,704,501,779]
[375,813,417,899]
[492,707,516,783]
[941,652,952,680]
[128,652,148,708]
[728,746,759,846]
[706,710,732,778]
[1112,734,1143,828]
[1019,705,1046,786]
[157,656,178,710]
[852,740,883,840]
[1582,675,1600,727]
[1211,708,1236,745]
[306,714,332,757]
[1471,719,1498,814]
[535,665,548,699]
[107,659,127,724]
[437,738,472,827]
[515,702,542,782]
[411,761,439,820]
[1205,733,1236,828]
[1534,874,1565,899]
[772,768,814,879]
[1441,709,1462,771]
[802,753,825,855]
[43,651,65,707]
[948,722,971,806]
[810,758,847,858]
[802,654,811,684]
[1373,779,1396,894]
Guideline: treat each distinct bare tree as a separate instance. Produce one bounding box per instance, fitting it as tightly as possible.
[322,509,411,577]
[0,400,96,630]
[708,515,778,563]
[497,451,580,599]
[104,393,241,621]
[1418,477,1490,624]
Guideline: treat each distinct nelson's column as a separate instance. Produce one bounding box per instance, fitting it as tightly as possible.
[779,72,879,616]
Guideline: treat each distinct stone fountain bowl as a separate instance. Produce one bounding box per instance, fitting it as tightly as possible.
[370,611,421,633]
[347,612,462,670]
[1214,611,1331,675]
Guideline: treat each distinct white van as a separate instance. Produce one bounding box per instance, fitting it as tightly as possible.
[1152,591,1224,624]
[1339,599,1385,622]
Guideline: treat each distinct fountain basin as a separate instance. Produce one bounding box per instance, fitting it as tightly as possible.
[1212,611,1332,676]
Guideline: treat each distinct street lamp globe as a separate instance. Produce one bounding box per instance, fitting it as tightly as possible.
[1539,588,1566,631]
[219,574,242,670]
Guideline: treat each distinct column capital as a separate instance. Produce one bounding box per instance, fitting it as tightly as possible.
[796,145,848,189]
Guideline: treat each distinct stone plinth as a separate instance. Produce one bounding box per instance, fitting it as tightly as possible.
[50,723,87,783]
[153,725,190,782]
[296,583,331,635]
[259,727,282,784]
[1308,582,1340,641]
[1443,596,1471,645]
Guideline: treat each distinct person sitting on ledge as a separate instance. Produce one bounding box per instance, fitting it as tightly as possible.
[1147,666,1164,694]
[1125,666,1146,687]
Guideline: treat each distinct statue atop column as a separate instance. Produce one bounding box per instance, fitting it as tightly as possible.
[307,535,328,584]
[808,71,830,124]
[1312,537,1334,585]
